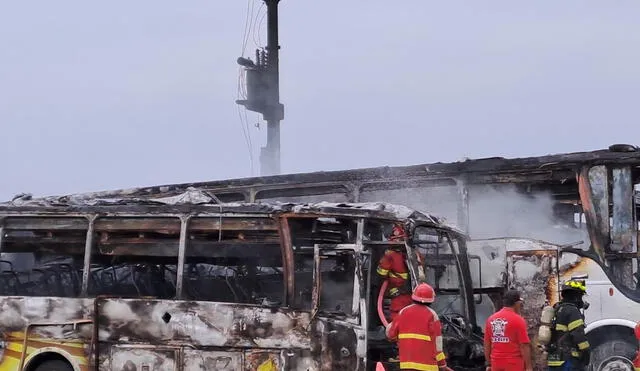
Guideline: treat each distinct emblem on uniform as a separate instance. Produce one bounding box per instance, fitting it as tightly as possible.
[490,318,510,343]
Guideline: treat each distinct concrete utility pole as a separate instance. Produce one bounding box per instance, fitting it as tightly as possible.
[236,0,284,176]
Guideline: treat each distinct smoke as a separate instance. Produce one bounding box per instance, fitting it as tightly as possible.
[467,185,587,246]
[360,184,588,247]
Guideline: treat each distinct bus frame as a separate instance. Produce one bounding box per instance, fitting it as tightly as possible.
[0,196,483,371]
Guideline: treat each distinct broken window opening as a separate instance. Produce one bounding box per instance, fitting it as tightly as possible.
[88,217,180,299]
[0,217,89,297]
[289,217,359,311]
[320,251,357,316]
[182,217,285,306]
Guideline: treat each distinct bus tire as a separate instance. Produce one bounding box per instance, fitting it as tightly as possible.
[32,360,73,371]
[591,339,636,371]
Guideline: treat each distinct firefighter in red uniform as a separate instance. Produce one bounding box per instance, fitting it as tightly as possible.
[377,224,413,321]
[386,283,453,371]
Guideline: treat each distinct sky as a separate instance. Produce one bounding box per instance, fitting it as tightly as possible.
[1,1,639,200]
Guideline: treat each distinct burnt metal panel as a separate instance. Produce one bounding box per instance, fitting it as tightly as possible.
[0,297,93,339]
[311,319,362,371]
[578,166,609,261]
[182,349,242,371]
[95,217,181,232]
[110,346,178,371]
[80,216,96,296]
[175,217,189,298]
[611,167,637,253]
[190,217,278,231]
[95,299,312,349]
[2,217,89,230]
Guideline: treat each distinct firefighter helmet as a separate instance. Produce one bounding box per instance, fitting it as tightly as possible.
[561,279,587,295]
[412,283,436,303]
[389,224,406,241]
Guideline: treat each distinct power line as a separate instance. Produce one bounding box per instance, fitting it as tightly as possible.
[235,0,264,175]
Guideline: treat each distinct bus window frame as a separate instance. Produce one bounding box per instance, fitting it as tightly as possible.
[407,224,477,333]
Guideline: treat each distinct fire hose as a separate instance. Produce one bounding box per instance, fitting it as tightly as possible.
[377,280,390,327]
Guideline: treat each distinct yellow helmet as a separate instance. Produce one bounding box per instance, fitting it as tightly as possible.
[561,279,587,294]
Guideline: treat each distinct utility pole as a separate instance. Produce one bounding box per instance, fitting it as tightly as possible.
[236,0,284,176]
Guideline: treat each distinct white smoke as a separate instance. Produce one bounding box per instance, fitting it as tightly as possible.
[466,185,587,247]
[360,183,587,246]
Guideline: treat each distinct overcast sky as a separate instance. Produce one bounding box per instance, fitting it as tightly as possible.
[1,1,639,200]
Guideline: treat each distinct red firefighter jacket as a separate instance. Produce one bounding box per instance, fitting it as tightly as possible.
[377,249,410,297]
[386,303,447,370]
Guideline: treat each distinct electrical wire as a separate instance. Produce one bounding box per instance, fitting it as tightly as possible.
[252,3,266,48]
[236,0,264,175]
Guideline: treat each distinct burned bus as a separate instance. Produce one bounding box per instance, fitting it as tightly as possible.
[0,193,484,371]
[63,144,640,370]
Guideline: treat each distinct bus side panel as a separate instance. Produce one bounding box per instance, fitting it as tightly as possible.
[0,297,93,371]
[311,318,365,371]
[96,298,315,370]
[183,349,243,370]
[111,346,178,371]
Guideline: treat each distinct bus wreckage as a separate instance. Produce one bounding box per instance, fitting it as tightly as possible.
[0,193,491,371]
[3,145,640,370]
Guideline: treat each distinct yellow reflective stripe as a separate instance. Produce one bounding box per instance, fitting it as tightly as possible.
[555,324,568,331]
[389,288,399,295]
[377,267,389,276]
[399,362,439,371]
[435,352,446,362]
[567,319,584,331]
[548,361,565,366]
[578,341,590,350]
[389,271,409,280]
[571,351,580,357]
[398,333,432,341]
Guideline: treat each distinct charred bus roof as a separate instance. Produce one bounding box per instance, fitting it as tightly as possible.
[17,145,640,206]
[0,189,464,236]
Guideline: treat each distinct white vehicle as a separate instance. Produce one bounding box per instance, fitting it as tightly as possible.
[466,236,639,371]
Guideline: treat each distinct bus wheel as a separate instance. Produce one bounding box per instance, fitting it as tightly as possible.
[32,360,73,371]
[592,340,636,371]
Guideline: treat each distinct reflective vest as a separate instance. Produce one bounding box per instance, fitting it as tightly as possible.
[386,304,447,370]
[377,249,410,297]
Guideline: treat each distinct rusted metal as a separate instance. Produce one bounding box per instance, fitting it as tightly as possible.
[578,166,607,261]
[278,216,294,306]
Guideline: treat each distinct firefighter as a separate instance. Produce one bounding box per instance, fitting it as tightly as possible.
[386,282,452,371]
[546,279,591,371]
[377,224,413,321]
